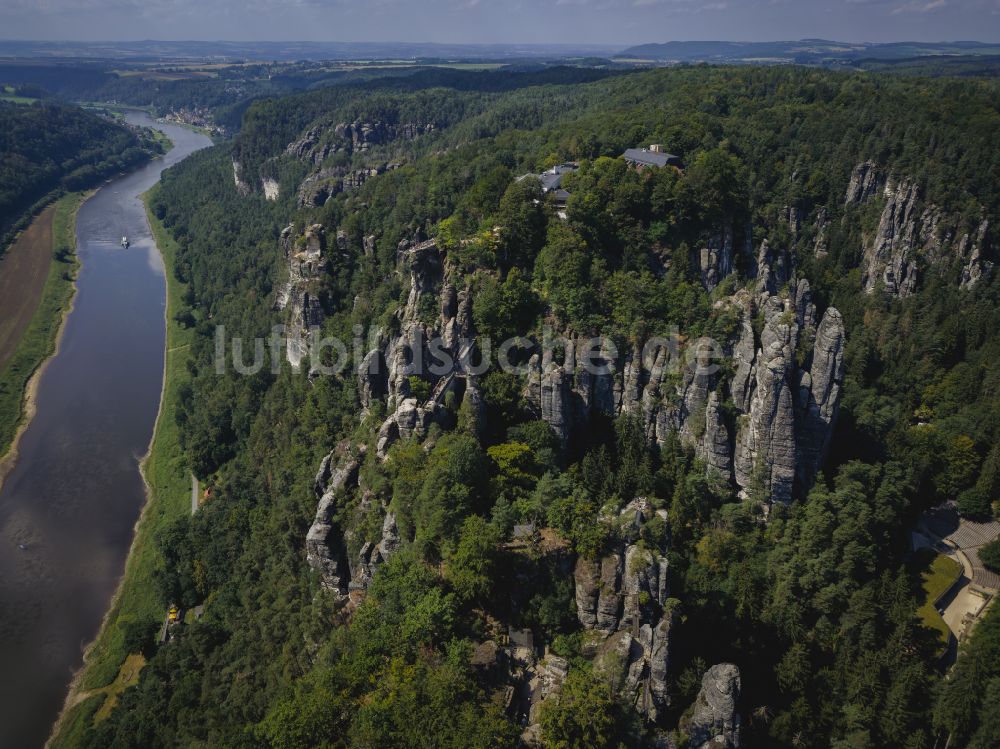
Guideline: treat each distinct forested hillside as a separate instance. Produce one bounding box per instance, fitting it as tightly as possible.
[68,65,1000,748]
[0,101,161,247]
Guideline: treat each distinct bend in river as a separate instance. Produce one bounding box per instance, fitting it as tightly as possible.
[0,112,211,749]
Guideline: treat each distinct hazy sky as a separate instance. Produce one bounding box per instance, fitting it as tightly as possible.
[1,0,998,46]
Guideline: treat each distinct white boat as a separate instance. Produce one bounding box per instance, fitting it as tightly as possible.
[121,235,129,248]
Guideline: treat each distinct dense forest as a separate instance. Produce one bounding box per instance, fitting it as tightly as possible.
[0,100,161,248]
[66,65,1000,748]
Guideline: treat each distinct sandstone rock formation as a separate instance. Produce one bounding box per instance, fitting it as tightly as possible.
[733,297,799,504]
[275,223,326,368]
[699,224,735,291]
[844,160,882,205]
[305,442,403,599]
[844,161,992,297]
[687,664,742,749]
[232,159,251,196]
[518,277,843,505]
[305,449,361,594]
[861,176,924,297]
[284,119,429,205]
[796,307,846,488]
[574,498,674,722]
[285,120,433,164]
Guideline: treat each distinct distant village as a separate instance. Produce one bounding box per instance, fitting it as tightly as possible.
[160,107,228,136]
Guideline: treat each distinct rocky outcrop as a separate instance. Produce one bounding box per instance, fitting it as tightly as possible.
[276,224,327,368]
[813,206,829,259]
[325,211,844,506]
[845,160,883,205]
[522,336,618,446]
[845,162,992,297]
[232,159,251,196]
[575,499,673,722]
[296,164,403,207]
[755,239,792,299]
[306,449,362,594]
[286,120,433,164]
[861,177,924,297]
[528,362,573,447]
[573,556,601,629]
[306,444,402,599]
[687,664,741,749]
[699,224,734,291]
[699,390,732,481]
[518,282,839,504]
[262,177,279,201]
[696,223,755,291]
[734,297,798,504]
[349,237,488,458]
[730,313,756,414]
[785,205,802,239]
[348,511,400,591]
[796,308,846,488]
[517,651,571,746]
[960,218,992,290]
[596,551,625,631]
[728,281,845,506]
[525,655,569,729]
[296,166,347,207]
[284,120,428,205]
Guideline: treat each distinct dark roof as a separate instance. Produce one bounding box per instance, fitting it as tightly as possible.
[622,148,681,168]
[537,162,578,192]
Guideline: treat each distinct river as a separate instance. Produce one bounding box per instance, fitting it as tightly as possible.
[0,112,211,748]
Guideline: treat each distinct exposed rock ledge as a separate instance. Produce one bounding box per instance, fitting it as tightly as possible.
[844,161,992,297]
[686,663,742,749]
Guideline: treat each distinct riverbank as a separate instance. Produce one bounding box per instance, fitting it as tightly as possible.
[48,186,196,748]
[0,192,86,487]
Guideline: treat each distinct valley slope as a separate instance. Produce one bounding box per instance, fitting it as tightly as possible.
[60,65,1000,749]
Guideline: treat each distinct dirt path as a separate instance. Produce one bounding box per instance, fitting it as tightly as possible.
[0,204,56,371]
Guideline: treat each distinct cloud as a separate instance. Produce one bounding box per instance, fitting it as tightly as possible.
[1,0,998,44]
[631,0,729,10]
[890,0,947,12]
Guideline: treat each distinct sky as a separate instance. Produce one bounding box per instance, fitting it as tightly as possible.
[0,0,998,46]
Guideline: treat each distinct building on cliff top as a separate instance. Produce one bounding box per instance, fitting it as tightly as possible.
[623,145,683,169]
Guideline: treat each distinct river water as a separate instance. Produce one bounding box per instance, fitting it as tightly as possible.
[0,112,210,748]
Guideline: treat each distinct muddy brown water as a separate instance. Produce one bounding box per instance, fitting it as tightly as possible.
[0,112,210,749]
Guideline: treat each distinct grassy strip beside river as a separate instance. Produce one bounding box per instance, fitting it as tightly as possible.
[0,192,83,468]
[49,186,194,748]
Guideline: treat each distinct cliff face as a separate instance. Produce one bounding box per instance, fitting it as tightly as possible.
[296,163,404,207]
[686,663,742,749]
[306,447,361,595]
[286,120,434,164]
[305,237,485,594]
[844,161,992,297]
[516,277,844,507]
[696,222,756,292]
[573,498,674,722]
[292,121,430,205]
[275,223,327,368]
[233,120,433,203]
